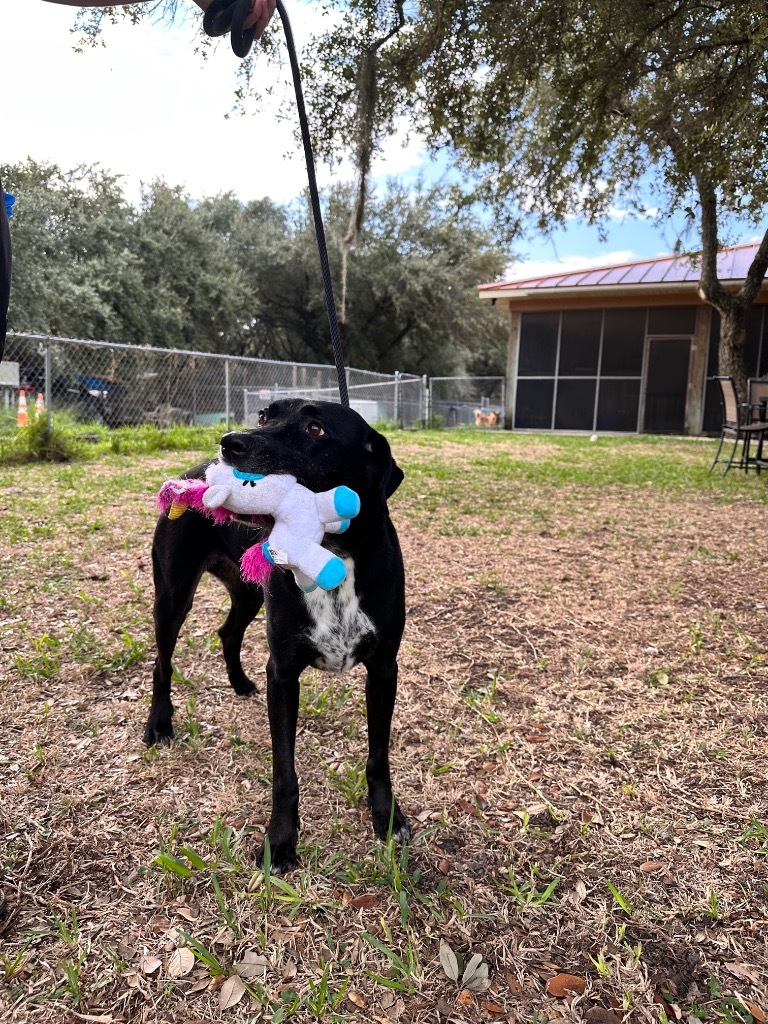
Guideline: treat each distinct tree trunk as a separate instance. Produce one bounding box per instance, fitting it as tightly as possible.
[694,176,768,403]
[717,306,749,401]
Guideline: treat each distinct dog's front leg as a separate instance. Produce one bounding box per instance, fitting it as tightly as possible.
[364,656,410,845]
[259,655,301,873]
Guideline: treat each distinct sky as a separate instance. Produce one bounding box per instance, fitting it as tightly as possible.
[3,1,762,282]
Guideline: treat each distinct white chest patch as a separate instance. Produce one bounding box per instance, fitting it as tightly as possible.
[303,560,376,672]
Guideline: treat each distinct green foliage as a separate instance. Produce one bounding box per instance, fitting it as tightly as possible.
[498,869,560,910]
[2,161,136,340]
[2,159,508,377]
[302,2,768,237]
[1,411,84,464]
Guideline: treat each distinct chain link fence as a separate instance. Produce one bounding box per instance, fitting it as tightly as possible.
[244,367,425,428]
[1,332,504,432]
[428,375,505,428]
[2,333,428,430]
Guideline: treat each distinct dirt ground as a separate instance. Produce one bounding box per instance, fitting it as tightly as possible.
[1,435,767,1024]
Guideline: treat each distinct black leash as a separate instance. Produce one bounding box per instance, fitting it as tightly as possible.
[204,0,349,408]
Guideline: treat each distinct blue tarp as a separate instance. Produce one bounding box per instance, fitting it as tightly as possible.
[78,374,116,392]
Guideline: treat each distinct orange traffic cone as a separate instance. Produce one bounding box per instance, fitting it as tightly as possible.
[17,390,28,428]
[36,392,45,415]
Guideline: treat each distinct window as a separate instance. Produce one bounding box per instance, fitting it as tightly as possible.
[559,311,601,376]
[601,309,645,375]
[597,380,640,431]
[515,306,650,432]
[556,379,597,429]
[703,307,768,433]
[745,306,764,376]
[647,306,696,335]
[518,312,559,376]
[516,379,554,428]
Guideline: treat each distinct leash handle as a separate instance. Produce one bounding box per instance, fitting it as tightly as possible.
[203,0,350,407]
[203,0,254,57]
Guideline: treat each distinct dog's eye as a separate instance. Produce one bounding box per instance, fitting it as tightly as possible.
[306,421,325,437]
[258,411,266,426]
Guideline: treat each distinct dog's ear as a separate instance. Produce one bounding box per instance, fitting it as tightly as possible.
[366,428,404,502]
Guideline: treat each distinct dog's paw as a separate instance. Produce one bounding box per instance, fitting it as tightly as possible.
[257,838,299,875]
[371,800,411,846]
[230,676,258,697]
[391,818,412,845]
[143,720,174,747]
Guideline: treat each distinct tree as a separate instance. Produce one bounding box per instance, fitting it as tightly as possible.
[3,161,254,351]
[211,179,509,375]
[3,158,507,375]
[2,159,138,339]
[62,2,507,374]
[301,0,768,399]
[131,181,251,352]
[338,180,507,375]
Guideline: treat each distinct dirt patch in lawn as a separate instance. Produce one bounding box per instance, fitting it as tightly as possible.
[1,438,767,1024]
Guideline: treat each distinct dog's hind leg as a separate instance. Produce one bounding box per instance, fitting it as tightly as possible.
[364,656,411,845]
[216,574,263,696]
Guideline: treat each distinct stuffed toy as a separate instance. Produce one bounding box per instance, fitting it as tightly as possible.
[157,464,360,592]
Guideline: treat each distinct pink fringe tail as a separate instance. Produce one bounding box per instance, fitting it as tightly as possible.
[240,544,274,585]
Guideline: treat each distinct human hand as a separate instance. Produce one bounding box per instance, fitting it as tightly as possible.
[242,0,276,39]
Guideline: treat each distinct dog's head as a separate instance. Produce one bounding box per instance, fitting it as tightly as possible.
[218,400,403,508]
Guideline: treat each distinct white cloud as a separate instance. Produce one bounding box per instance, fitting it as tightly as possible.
[504,250,639,280]
[2,1,382,205]
[605,204,660,222]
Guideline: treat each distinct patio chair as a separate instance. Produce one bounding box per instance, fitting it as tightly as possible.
[709,376,768,475]
[748,377,768,420]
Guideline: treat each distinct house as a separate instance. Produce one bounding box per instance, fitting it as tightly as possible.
[478,242,768,434]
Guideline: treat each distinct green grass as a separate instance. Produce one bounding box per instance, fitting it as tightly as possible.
[406,430,745,491]
[0,414,739,490]
[0,412,759,518]
[0,411,230,463]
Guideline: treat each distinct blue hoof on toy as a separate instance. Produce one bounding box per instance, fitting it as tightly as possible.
[333,486,360,519]
[316,556,347,591]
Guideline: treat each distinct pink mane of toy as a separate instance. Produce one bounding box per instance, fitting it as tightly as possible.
[157,477,227,517]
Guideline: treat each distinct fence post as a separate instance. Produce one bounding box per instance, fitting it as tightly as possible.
[394,371,400,427]
[423,375,429,429]
[44,339,52,432]
[225,359,231,431]
[501,377,506,429]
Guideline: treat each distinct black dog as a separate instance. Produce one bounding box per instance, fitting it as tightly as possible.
[146,399,409,872]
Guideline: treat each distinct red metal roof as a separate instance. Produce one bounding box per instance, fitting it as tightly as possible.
[478,241,761,294]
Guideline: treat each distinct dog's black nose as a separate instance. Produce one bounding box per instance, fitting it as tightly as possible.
[220,431,249,460]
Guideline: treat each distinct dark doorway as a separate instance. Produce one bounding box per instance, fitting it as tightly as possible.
[643,338,690,434]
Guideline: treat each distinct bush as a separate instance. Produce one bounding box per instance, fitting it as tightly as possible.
[0,410,85,464]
